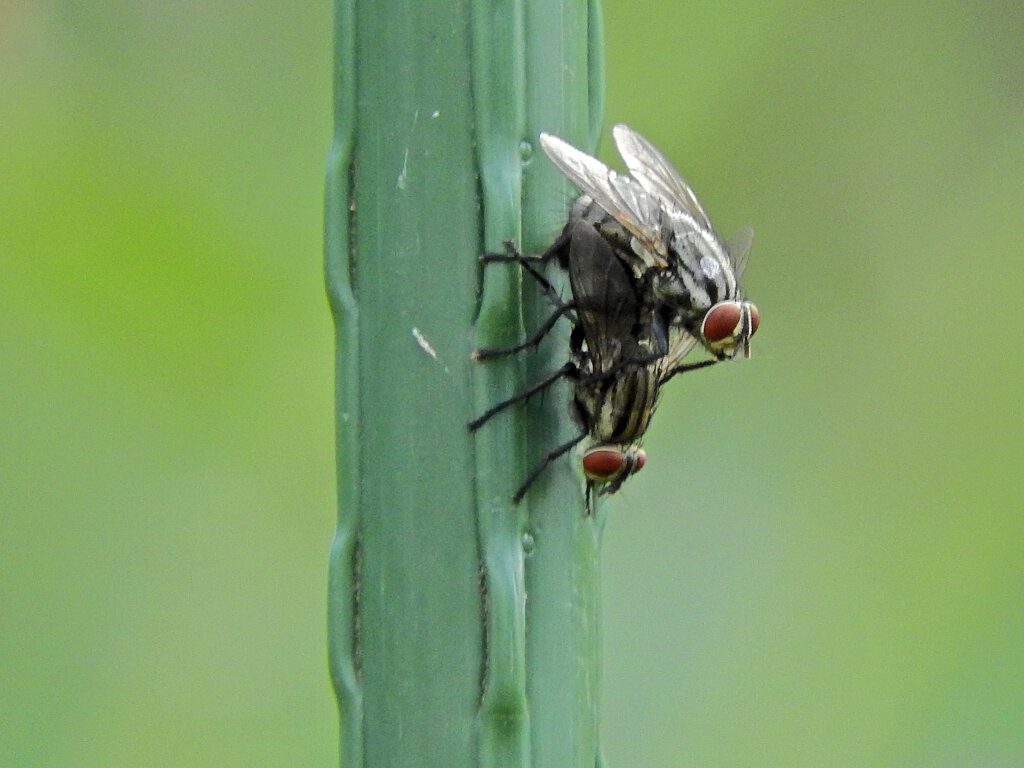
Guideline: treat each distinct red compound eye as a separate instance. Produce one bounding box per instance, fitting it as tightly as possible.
[702,302,742,342]
[749,304,760,335]
[582,449,625,481]
[582,446,647,482]
[633,448,647,473]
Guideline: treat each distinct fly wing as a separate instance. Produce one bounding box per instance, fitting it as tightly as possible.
[611,123,714,233]
[565,221,641,376]
[724,226,754,279]
[657,329,700,379]
[539,132,670,263]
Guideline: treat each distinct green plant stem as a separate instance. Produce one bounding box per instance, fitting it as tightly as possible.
[325,1,605,766]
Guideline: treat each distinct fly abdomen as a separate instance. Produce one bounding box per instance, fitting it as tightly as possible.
[577,362,659,446]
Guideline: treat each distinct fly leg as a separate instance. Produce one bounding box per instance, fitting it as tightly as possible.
[475,237,577,359]
[481,235,568,268]
[481,234,570,306]
[468,362,575,431]
[512,429,587,503]
[472,302,575,360]
[659,358,718,384]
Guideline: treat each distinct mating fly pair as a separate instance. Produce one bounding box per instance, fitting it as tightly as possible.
[470,124,760,506]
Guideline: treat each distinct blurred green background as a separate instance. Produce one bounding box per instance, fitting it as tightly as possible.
[2,2,1022,766]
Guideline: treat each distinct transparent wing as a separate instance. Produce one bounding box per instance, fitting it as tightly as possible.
[612,124,714,232]
[657,330,700,379]
[539,132,670,261]
[724,226,754,280]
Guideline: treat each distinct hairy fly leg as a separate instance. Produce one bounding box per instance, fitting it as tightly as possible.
[658,357,718,383]
[480,232,572,301]
[467,361,575,432]
[473,237,577,361]
[471,301,576,361]
[511,429,588,504]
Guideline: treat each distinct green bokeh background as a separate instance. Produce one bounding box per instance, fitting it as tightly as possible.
[3,2,1022,766]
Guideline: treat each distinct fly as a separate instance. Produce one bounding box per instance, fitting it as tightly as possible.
[539,123,759,371]
[470,125,760,506]
[471,221,670,508]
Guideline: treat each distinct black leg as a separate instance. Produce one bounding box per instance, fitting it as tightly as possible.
[472,302,576,360]
[512,430,587,503]
[481,240,564,301]
[468,362,575,431]
[659,358,718,384]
